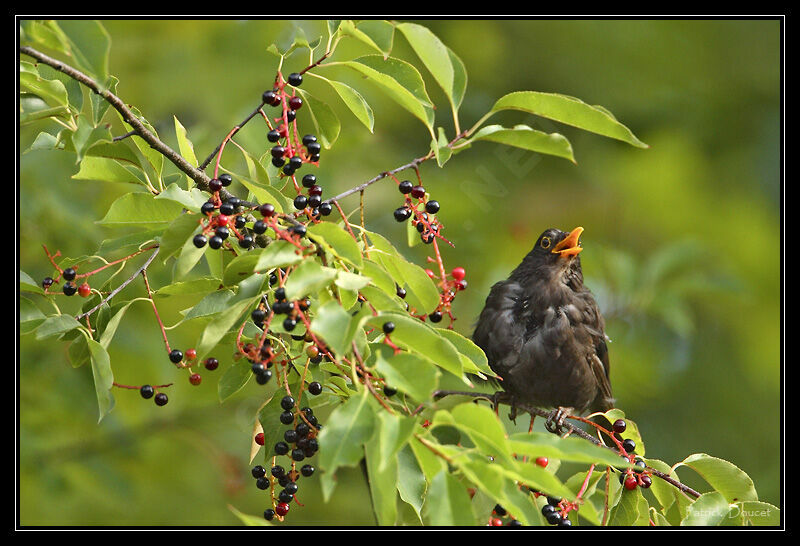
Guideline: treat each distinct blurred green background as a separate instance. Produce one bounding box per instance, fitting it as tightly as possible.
[19,19,781,525]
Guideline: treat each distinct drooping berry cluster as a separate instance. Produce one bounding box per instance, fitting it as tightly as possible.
[541,496,573,527]
[487,503,523,527]
[612,419,652,491]
[392,179,443,246]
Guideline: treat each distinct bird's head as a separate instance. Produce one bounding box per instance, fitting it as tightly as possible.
[516,227,585,284]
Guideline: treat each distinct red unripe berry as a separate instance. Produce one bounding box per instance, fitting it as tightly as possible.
[255,432,265,446]
[451,267,466,281]
[535,457,549,468]
[189,373,202,386]
[275,502,290,517]
[216,214,229,227]
[185,348,197,361]
[456,279,468,291]
[77,282,91,297]
[425,269,436,279]
[288,96,303,110]
[624,475,638,490]
[490,518,503,526]
[410,185,426,199]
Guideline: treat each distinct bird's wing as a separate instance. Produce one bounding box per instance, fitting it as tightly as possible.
[584,296,613,410]
[472,280,526,379]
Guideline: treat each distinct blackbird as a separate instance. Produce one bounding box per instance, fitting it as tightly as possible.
[472,227,614,425]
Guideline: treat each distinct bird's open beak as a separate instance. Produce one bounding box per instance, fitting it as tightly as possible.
[552,226,584,258]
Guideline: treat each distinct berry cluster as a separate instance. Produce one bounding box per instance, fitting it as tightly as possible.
[193,186,266,252]
[612,419,652,491]
[392,179,442,246]
[487,503,523,527]
[298,173,333,219]
[421,266,467,324]
[254,397,323,522]
[42,265,92,298]
[541,496,572,527]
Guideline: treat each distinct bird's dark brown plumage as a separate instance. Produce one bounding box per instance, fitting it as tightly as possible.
[472,227,613,415]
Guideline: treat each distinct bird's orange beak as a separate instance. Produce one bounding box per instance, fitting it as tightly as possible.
[552,226,584,258]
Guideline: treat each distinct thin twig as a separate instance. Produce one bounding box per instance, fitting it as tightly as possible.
[75,246,160,321]
[19,46,218,194]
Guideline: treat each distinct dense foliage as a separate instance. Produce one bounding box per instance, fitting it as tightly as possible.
[18,19,781,527]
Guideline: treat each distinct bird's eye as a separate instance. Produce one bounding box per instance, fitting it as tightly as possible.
[540,236,551,249]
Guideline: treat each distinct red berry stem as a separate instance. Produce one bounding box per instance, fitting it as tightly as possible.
[141,269,172,355]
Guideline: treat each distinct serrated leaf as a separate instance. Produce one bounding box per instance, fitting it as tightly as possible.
[489,91,648,148]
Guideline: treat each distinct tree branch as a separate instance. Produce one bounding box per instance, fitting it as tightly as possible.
[19,46,219,195]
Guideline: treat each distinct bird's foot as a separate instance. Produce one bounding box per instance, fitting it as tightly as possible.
[545,406,574,434]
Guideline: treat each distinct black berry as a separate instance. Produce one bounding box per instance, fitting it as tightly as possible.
[613,419,627,434]
[302,135,317,147]
[288,96,303,110]
[394,207,412,222]
[209,235,224,249]
[410,185,426,199]
[169,349,183,363]
[281,395,295,410]
[154,392,168,406]
[300,464,315,477]
[398,180,413,194]
[252,465,266,478]
[256,477,270,490]
[288,72,303,86]
[308,381,322,396]
[267,129,280,143]
[193,234,207,248]
[318,202,332,216]
[294,195,308,210]
[219,173,232,186]
[258,203,276,217]
[62,267,76,281]
[622,439,636,454]
[425,200,440,214]
[219,202,235,216]
[42,277,54,289]
[280,411,294,425]
[140,385,155,399]
[204,357,219,371]
[429,311,443,323]
[209,178,223,192]
[275,441,290,456]
[301,174,316,188]
[382,321,395,335]
[201,201,216,215]
[62,282,77,296]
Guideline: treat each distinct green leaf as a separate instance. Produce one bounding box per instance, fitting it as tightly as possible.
[735,501,780,526]
[97,229,162,255]
[371,344,440,402]
[98,192,184,226]
[467,124,575,163]
[318,392,376,476]
[367,312,464,381]
[173,226,206,280]
[372,251,439,313]
[307,221,363,268]
[182,290,234,321]
[35,314,81,340]
[297,89,340,149]
[196,297,256,357]
[364,425,399,525]
[610,487,650,526]
[360,259,396,296]
[57,20,111,84]
[433,404,511,463]
[254,240,304,271]
[20,20,71,55]
[435,327,495,378]
[227,505,271,527]
[218,360,253,402]
[237,176,289,213]
[155,277,220,297]
[174,116,199,189]
[309,300,356,356]
[339,20,394,58]
[67,335,91,368]
[20,270,44,295]
[396,445,426,523]
[431,126,452,167]
[72,157,147,187]
[157,213,202,262]
[86,337,115,422]
[337,56,435,134]
[310,74,374,132]
[424,470,476,526]
[70,116,114,163]
[397,23,454,106]
[155,183,206,213]
[673,453,758,503]
[680,491,734,526]
[99,300,140,350]
[508,431,632,469]
[19,61,70,111]
[447,47,468,110]
[283,260,338,301]
[91,76,118,125]
[601,409,645,456]
[488,91,648,148]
